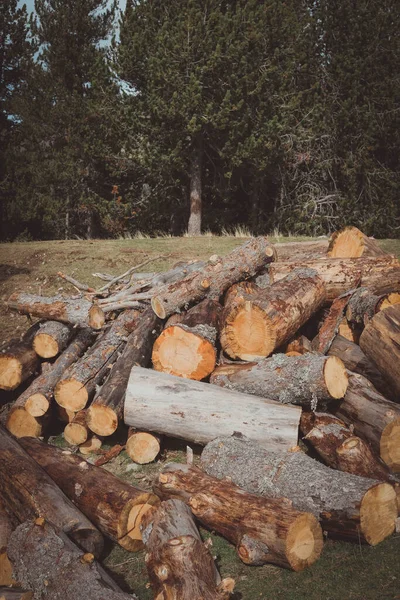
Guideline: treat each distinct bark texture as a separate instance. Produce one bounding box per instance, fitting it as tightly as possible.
[313,296,351,354]
[33,321,72,358]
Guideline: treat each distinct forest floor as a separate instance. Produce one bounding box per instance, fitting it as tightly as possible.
[0,235,399,599]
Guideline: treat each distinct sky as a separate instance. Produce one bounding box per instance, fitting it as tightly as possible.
[19,0,127,14]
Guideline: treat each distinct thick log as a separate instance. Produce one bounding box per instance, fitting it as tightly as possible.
[152,299,222,380]
[0,340,38,391]
[210,353,348,410]
[346,287,400,327]
[126,428,160,464]
[359,305,400,397]
[55,309,138,412]
[151,237,276,319]
[6,329,94,438]
[154,463,323,571]
[201,435,397,545]
[64,410,89,446]
[140,499,234,599]
[300,412,392,481]
[19,437,159,552]
[0,589,33,600]
[327,227,387,258]
[7,293,105,329]
[87,308,162,436]
[124,366,301,451]
[33,321,72,358]
[334,372,400,472]
[269,256,400,303]
[7,520,137,600]
[0,427,103,557]
[221,268,326,360]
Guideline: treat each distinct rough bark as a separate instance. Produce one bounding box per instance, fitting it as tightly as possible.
[7,293,105,329]
[55,310,138,412]
[327,227,388,258]
[0,341,39,392]
[0,427,103,557]
[210,353,348,410]
[273,239,329,261]
[126,428,161,464]
[312,296,351,353]
[269,256,400,303]
[140,499,234,599]
[221,268,326,360]
[87,308,162,436]
[19,437,159,552]
[333,372,400,473]
[151,237,276,319]
[6,329,94,438]
[7,520,137,600]
[33,321,72,359]
[359,304,400,397]
[64,410,89,446]
[0,501,15,587]
[124,366,300,451]
[187,137,203,236]
[154,463,323,571]
[152,299,221,380]
[346,288,400,327]
[201,435,397,545]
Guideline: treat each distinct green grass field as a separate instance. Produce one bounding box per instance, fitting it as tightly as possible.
[0,235,399,599]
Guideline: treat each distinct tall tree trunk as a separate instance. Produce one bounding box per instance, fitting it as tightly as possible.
[187,136,203,236]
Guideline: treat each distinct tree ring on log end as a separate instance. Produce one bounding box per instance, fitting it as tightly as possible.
[328,228,365,258]
[25,393,50,417]
[380,420,400,472]
[55,379,89,411]
[6,407,42,438]
[0,357,22,391]
[33,333,59,358]
[324,356,348,398]
[64,422,88,446]
[87,405,118,436]
[360,483,397,545]
[223,303,275,360]
[286,513,323,571]
[126,432,160,464]
[117,493,159,551]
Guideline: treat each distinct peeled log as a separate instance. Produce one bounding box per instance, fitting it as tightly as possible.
[124,366,301,452]
[126,428,160,464]
[6,329,94,438]
[327,227,387,258]
[140,499,234,599]
[87,308,161,437]
[19,437,159,552]
[221,268,325,360]
[55,309,138,412]
[33,321,72,358]
[151,237,276,319]
[334,373,400,473]
[7,293,105,329]
[359,305,400,397]
[7,520,137,600]
[0,427,103,556]
[64,410,89,446]
[201,436,397,545]
[154,463,323,571]
[210,353,348,410]
[269,256,400,303]
[0,341,38,391]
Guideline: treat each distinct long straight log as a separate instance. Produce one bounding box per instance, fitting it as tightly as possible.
[327,227,387,258]
[32,321,72,358]
[124,366,301,452]
[87,308,162,436]
[0,427,103,557]
[151,237,276,318]
[154,463,323,571]
[201,436,397,545]
[19,437,159,552]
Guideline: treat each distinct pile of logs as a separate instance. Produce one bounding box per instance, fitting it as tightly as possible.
[1,225,400,599]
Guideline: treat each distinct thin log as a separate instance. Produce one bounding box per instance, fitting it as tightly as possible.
[33,321,72,358]
[284,334,312,355]
[126,428,161,464]
[313,296,351,353]
[64,410,89,446]
[57,271,95,292]
[327,227,388,258]
[79,436,103,455]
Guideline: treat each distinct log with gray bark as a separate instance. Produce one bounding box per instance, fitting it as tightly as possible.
[0,427,103,557]
[201,435,397,545]
[154,463,323,571]
[151,237,276,319]
[32,321,72,359]
[124,366,301,451]
[7,519,137,600]
[346,287,400,327]
[19,437,159,552]
[140,499,235,599]
[210,353,348,410]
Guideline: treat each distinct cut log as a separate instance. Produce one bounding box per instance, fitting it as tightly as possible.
[269,256,400,303]
[7,520,137,600]
[346,287,400,327]
[359,305,400,397]
[201,435,397,545]
[64,410,89,446]
[124,366,301,451]
[334,372,400,473]
[87,308,162,437]
[210,353,348,410]
[7,293,105,329]
[19,437,159,552]
[55,309,138,412]
[126,429,160,464]
[151,237,276,318]
[327,335,393,398]
[221,268,326,360]
[313,296,351,353]
[6,329,94,438]
[79,435,103,455]
[152,299,221,380]
[337,318,359,343]
[154,463,323,571]
[327,227,387,258]
[273,239,329,261]
[33,321,72,358]
[140,498,234,599]
[0,589,33,600]
[300,412,392,481]
[0,341,38,391]
[0,427,103,557]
